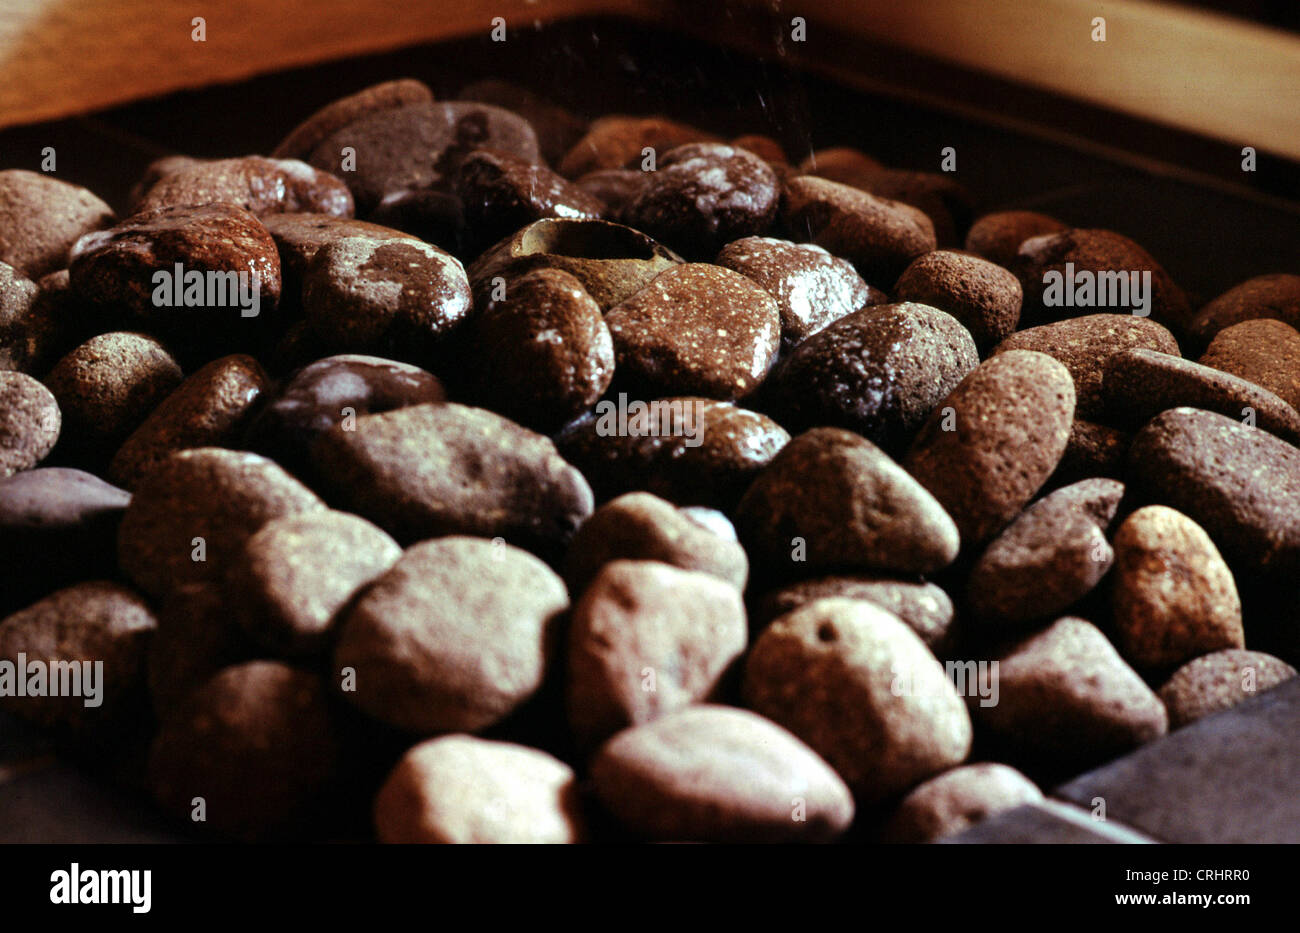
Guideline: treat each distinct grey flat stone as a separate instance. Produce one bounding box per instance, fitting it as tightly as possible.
[0,763,190,843]
[1054,677,1300,843]
[940,799,1156,844]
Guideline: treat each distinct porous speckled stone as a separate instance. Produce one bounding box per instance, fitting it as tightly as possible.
[1188,273,1300,348]
[1158,649,1296,729]
[894,249,1022,351]
[752,576,954,650]
[272,79,434,161]
[0,169,115,280]
[964,210,1067,269]
[0,371,60,477]
[1199,318,1300,410]
[880,763,1043,843]
[131,156,353,218]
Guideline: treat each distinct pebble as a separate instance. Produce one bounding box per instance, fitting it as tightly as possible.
[148,660,340,841]
[464,268,614,431]
[1127,407,1300,580]
[131,156,354,218]
[964,210,1067,269]
[0,262,41,371]
[894,249,1022,351]
[849,169,974,248]
[301,234,471,362]
[715,235,885,350]
[604,262,780,400]
[333,536,568,734]
[1105,347,1300,444]
[457,79,589,165]
[0,169,115,279]
[1158,649,1297,729]
[563,491,748,595]
[455,149,605,253]
[272,79,435,161]
[468,217,682,312]
[147,583,253,715]
[1187,273,1300,348]
[310,402,593,555]
[975,617,1168,769]
[1199,318,1300,410]
[904,350,1075,545]
[1110,505,1244,669]
[116,447,325,598]
[761,302,978,450]
[244,353,445,478]
[967,478,1124,628]
[782,175,937,285]
[879,763,1043,843]
[0,371,60,477]
[108,354,268,490]
[734,427,960,576]
[992,313,1180,420]
[0,581,155,738]
[43,332,183,451]
[567,560,748,747]
[742,597,972,801]
[555,397,789,511]
[623,143,779,257]
[258,212,417,299]
[799,147,886,184]
[226,511,402,657]
[306,101,541,215]
[557,115,718,177]
[374,735,586,844]
[364,189,464,253]
[1048,420,1130,487]
[589,704,854,842]
[751,576,955,650]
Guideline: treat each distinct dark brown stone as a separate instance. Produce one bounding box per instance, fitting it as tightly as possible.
[894,249,1022,351]
[0,170,114,280]
[131,156,353,218]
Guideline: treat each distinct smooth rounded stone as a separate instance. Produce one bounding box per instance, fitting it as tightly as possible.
[879,763,1043,843]
[0,169,115,279]
[623,143,779,257]
[799,147,886,183]
[846,169,975,248]
[589,704,854,843]
[761,302,979,450]
[374,735,585,844]
[604,263,780,400]
[1048,420,1130,486]
[1200,318,1300,410]
[743,598,973,801]
[0,581,154,739]
[753,576,954,651]
[258,213,417,298]
[904,350,1075,545]
[781,175,937,285]
[574,168,647,222]
[468,218,682,312]
[0,468,129,611]
[730,134,787,163]
[148,661,340,841]
[964,210,1067,269]
[334,536,568,734]
[715,236,885,350]
[272,78,435,160]
[735,427,960,576]
[311,402,593,553]
[1111,506,1244,670]
[1103,348,1300,445]
[43,332,183,450]
[0,261,42,371]
[564,492,748,595]
[1188,273,1300,348]
[117,447,325,598]
[458,78,589,165]
[226,511,402,657]
[302,235,471,362]
[67,203,282,341]
[455,149,605,252]
[991,314,1180,420]
[363,188,464,253]
[1015,228,1190,329]
[1158,649,1297,729]
[465,268,614,431]
[555,397,789,511]
[306,101,542,215]
[1127,407,1300,579]
[557,115,718,178]
[244,353,445,477]
[976,617,1168,768]
[108,354,268,490]
[0,371,60,477]
[131,156,354,218]
[967,479,1124,628]
[894,249,1022,351]
[567,561,748,747]
[147,583,254,715]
